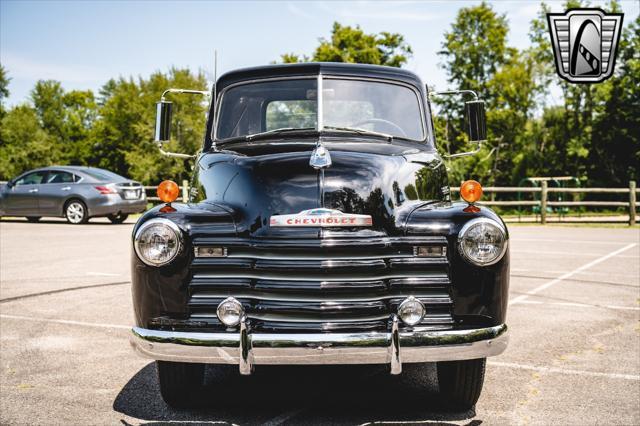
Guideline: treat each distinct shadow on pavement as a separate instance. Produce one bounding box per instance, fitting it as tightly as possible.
[114,362,480,425]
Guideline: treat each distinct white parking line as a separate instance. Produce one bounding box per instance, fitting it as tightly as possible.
[515,300,640,311]
[488,361,640,381]
[509,243,637,305]
[86,272,121,277]
[0,314,130,330]
[511,268,639,279]
[512,249,637,258]
[514,238,636,245]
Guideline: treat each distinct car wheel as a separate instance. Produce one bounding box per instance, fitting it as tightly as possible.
[157,361,205,408]
[26,217,42,223]
[64,200,88,224]
[107,213,128,224]
[437,358,486,410]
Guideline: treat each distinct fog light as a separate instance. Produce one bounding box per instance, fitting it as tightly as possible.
[216,297,244,327]
[414,246,447,257]
[194,246,227,257]
[398,296,425,326]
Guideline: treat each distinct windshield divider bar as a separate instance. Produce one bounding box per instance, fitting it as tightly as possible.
[317,74,324,132]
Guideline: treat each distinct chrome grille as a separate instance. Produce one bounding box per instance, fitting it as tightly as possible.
[187,237,453,333]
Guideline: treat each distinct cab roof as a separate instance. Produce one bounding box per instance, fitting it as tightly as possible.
[216,62,425,91]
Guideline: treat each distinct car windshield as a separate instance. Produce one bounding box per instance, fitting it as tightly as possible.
[216,77,425,141]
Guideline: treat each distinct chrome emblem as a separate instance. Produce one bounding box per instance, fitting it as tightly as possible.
[547,8,623,83]
[309,143,332,169]
[270,208,372,227]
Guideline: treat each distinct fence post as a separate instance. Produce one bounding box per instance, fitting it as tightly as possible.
[182,180,189,203]
[540,181,548,225]
[630,181,637,226]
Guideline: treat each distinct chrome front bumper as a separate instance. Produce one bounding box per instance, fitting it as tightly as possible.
[130,318,508,375]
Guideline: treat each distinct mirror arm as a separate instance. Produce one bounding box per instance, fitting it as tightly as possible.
[442,141,483,159]
[428,89,479,101]
[156,142,197,159]
[161,88,210,101]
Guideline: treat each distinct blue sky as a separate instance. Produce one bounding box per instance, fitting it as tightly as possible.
[1,0,638,106]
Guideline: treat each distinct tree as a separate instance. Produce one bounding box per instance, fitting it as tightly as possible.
[0,65,9,121]
[0,105,60,180]
[279,22,412,67]
[439,2,513,95]
[436,1,533,186]
[589,13,640,185]
[94,68,208,184]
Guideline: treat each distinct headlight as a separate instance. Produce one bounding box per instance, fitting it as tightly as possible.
[457,218,507,266]
[134,218,183,266]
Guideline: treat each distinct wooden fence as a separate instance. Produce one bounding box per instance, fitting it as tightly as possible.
[145,180,638,226]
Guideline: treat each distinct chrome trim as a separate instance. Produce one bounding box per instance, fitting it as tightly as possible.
[189,292,450,303]
[457,217,508,266]
[194,246,228,258]
[130,323,508,373]
[239,316,253,375]
[389,315,401,374]
[317,73,324,130]
[192,271,446,282]
[133,218,183,267]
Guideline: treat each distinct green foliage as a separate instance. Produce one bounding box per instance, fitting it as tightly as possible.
[0,67,206,183]
[0,105,59,178]
[0,64,10,120]
[280,22,412,67]
[437,0,638,187]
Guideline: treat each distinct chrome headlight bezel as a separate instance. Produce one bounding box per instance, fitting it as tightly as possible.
[457,217,508,266]
[134,218,183,267]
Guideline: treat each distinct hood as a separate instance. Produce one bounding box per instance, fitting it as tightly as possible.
[193,141,448,238]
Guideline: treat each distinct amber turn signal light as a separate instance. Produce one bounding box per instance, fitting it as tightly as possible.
[460,180,483,204]
[157,180,180,204]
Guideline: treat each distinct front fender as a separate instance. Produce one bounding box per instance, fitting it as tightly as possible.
[131,202,237,327]
[405,202,510,327]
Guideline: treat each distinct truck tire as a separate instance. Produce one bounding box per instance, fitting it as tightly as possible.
[437,358,486,410]
[156,361,205,408]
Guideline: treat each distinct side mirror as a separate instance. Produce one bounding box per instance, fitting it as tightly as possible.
[465,100,487,142]
[154,100,173,142]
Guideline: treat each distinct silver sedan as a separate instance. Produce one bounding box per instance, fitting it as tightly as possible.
[0,166,147,224]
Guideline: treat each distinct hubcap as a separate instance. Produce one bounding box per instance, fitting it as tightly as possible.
[66,202,84,223]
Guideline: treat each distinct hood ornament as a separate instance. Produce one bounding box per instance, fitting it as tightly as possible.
[310,143,332,169]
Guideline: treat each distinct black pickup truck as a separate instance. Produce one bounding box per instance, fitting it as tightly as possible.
[129,63,509,409]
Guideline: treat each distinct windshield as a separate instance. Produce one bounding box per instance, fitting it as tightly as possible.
[216,77,425,141]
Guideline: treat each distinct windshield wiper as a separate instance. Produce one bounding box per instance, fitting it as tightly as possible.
[322,125,394,141]
[245,127,317,141]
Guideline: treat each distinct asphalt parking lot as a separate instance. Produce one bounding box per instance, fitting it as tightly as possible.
[0,218,638,425]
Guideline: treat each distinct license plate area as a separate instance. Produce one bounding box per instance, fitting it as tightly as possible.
[124,190,138,200]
